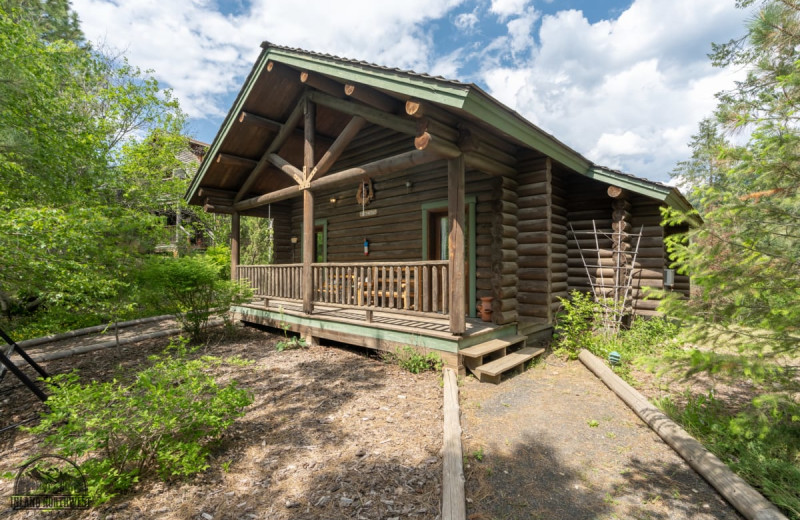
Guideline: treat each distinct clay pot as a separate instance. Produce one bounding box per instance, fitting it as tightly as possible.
[477,296,494,322]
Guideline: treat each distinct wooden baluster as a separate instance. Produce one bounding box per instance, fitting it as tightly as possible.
[388,266,395,308]
[404,266,410,310]
[432,266,439,312]
[358,266,364,306]
[423,265,430,312]
[415,266,421,311]
[372,265,378,308]
[442,265,449,314]
[366,266,372,307]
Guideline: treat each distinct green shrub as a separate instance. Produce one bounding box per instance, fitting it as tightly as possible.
[387,346,443,374]
[554,290,680,380]
[26,339,253,504]
[659,391,800,517]
[553,291,605,359]
[138,254,252,341]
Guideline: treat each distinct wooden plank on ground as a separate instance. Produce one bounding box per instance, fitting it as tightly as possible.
[442,368,466,520]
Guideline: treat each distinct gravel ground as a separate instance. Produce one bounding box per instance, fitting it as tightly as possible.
[460,355,743,520]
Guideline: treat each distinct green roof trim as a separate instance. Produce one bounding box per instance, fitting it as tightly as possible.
[266,48,471,108]
[586,167,671,200]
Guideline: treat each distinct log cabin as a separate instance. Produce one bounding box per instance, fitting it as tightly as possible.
[185,42,694,380]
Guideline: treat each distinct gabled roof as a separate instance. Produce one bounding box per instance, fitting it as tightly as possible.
[186,42,693,216]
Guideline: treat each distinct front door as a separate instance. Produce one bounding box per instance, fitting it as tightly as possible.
[427,209,470,311]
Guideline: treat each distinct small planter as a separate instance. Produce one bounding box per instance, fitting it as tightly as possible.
[477,296,494,322]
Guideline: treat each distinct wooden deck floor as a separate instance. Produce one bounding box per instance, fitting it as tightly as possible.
[233,299,552,372]
[252,299,498,337]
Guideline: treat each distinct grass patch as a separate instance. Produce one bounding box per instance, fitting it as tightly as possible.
[383,346,443,374]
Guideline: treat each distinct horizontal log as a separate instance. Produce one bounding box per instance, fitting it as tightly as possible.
[518,268,549,281]
[518,292,549,305]
[498,298,517,312]
[519,206,549,220]
[517,231,549,244]
[492,309,518,325]
[517,243,548,257]
[215,152,258,168]
[465,151,517,177]
[344,83,398,113]
[517,304,548,319]
[607,185,625,199]
[198,187,238,199]
[238,111,282,131]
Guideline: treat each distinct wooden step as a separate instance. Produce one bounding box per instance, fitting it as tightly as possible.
[459,335,527,359]
[474,347,545,384]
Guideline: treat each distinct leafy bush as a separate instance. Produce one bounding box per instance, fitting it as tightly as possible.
[26,339,253,504]
[387,346,443,374]
[554,290,680,379]
[138,253,252,341]
[553,291,604,359]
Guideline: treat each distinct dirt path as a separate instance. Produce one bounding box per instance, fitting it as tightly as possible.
[460,356,743,520]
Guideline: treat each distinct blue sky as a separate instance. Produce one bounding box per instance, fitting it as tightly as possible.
[72,0,751,183]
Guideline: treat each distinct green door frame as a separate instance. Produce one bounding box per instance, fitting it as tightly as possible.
[421,196,477,318]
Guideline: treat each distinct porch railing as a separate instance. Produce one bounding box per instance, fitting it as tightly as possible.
[236,261,449,317]
[238,264,303,301]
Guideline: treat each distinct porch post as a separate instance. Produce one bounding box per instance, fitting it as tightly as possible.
[230,211,240,281]
[302,98,315,314]
[448,155,466,334]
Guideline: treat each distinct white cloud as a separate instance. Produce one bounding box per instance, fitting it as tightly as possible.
[73,0,465,120]
[489,0,529,21]
[480,0,749,182]
[454,12,479,32]
[506,8,538,57]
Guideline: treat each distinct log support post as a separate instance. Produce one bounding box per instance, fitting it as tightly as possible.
[448,155,466,335]
[302,98,315,314]
[231,211,240,281]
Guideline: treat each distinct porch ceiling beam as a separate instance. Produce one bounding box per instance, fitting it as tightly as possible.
[233,147,451,212]
[310,148,447,192]
[198,187,238,199]
[237,111,282,132]
[232,184,301,212]
[233,94,307,203]
[344,83,398,113]
[308,90,420,138]
[267,153,304,185]
[215,152,258,169]
[307,115,367,183]
[300,71,347,100]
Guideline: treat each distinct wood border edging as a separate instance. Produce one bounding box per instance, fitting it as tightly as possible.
[14,314,176,350]
[578,349,787,520]
[442,367,466,520]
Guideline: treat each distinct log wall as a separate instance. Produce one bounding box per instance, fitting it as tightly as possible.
[565,175,613,296]
[493,175,518,325]
[515,156,552,321]
[550,166,570,318]
[629,195,665,316]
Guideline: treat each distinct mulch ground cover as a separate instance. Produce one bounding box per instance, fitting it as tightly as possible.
[1,325,443,519]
